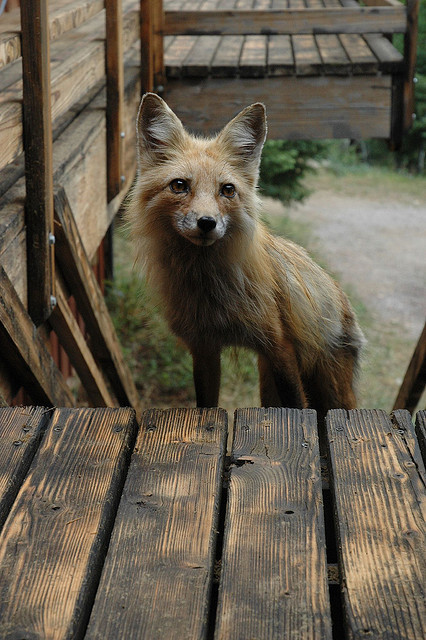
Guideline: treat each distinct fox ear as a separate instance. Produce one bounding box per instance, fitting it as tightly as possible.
[136,93,186,165]
[217,103,267,180]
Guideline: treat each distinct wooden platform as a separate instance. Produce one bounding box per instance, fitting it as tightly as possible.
[161,0,414,142]
[0,406,424,638]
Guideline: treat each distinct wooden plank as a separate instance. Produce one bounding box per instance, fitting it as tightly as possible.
[20,0,55,325]
[315,34,351,75]
[85,408,228,640]
[393,321,426,413]
[106,0,125,201]
[402,0,420,133]
[165,75,393,139]
[215,408,331,639]
[364,33,404,73]
[339,33,379,74]
[293,34,322,75]
[53,188,142,416]
[327,409,426,640]
[182,35,221,76]
[0,407,47,530]
[152,0,165,88]
[0,263,74,407]
[211,34,244,77]
[164,35,197,77]
[49,278,116,408]
[415,411,426,467]
[164,7,407,36]
[268,34,294,75]
[0,407,137,640]
[239,35,268,77]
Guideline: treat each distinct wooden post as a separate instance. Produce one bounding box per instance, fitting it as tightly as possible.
[140,0,154,94]
[20,0,55,326]
[105,0,125,201]
[152,0,165,91]
[403,0,419,133]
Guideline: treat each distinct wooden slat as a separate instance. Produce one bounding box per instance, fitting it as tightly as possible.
[20,0,55,325]
[164,75,393,139]
[164,35,197,77]
[339,33,379,74]
[327,409,426,639]
[53,188,142,416]
[0,407,47,530]
[0,263,74,407]
[49,278,115,408]
[164,7,407,36]
[364,33,404,73]
[211,35,244,77]
[182,35,221,76]
[293,34,322,75]
[415,411,426,467]
[106,0,125,201]
[268,34,294,75]
[239,34,268,77]
[315,34,351,75]
[393,321,426,413]
[402,0,420,132]
[85,408,228,640]
[0,407,137,639]
[215,408,332,640]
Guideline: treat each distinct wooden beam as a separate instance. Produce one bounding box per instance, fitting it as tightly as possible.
[106,0,125,201]
[49,278,116,408]
[164,8,407,36]
[85,408,228,639]
[403,0,419,133]
[20,0,55,325]
[53,188,142,416]
[0,264,74,407]
[327,409,425,639]
[0,407,138,639]
[393,321,426,414]
[140,0,154,93]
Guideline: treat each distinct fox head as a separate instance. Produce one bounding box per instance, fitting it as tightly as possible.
[133,93,267,248]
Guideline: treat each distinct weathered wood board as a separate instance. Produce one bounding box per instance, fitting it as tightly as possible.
[0,407,137,640]
[0,407,47,529]
[85,408,228,640]
[215,408,332,640]
[327,409,426,640]
[165,75,392,139]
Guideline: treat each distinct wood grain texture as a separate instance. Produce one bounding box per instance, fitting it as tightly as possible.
[85,408,228,640]
[183,35,221,76]
[215,408,332,640]
[0,407,47,530]
[53,188,142,416]
[327,409,426,640]
[164,7,407,36]
[49,278,115,408]
[0,407,137,640]
[164,75,392,140]
[20,0,55,325]
[415,411,426,467]
[0,263,74,407]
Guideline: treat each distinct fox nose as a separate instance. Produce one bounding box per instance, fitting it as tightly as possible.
[197,216,217,233]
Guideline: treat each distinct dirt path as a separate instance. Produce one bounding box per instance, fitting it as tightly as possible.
[266,171,426,341]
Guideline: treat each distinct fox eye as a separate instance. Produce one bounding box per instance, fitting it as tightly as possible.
[221,184,236,198]
[170,179,189,194]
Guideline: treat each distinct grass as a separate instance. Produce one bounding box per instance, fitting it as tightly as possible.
[107,166,424,414]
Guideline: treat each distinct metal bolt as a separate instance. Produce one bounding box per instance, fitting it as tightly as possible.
[121,175,125,183]
[50,295,57,309]
[302,442,309,448]
[120,131,126,138]
[413,76,418,84]
[48,233,56,246]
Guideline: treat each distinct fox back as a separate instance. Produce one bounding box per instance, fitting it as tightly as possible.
[127,93,365,413]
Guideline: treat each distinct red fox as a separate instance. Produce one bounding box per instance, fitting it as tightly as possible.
[127,93,365,413]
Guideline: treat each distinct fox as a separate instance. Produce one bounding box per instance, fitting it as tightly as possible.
[127,92,365,415]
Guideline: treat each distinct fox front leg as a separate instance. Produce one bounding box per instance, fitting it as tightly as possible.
[191,346,221,408]
[258,342,307,409]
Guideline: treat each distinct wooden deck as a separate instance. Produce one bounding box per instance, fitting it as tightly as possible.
[161,0,415,142]
[0,406,424,638]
